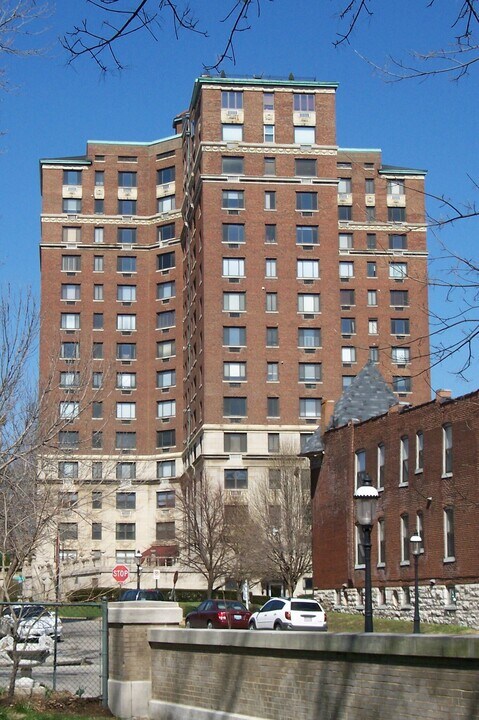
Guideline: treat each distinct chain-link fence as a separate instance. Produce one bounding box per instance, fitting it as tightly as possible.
[0,601,107,700]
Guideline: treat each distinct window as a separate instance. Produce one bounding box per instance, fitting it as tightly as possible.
[268,433,280,452]
[391,318,410,335]
[340,289,355,306]
[117,256,136,273]
[338,205,352,221]
[92,372,103,389]
[299,398,321,418]
[156,491,175,508]
[377,518,385,565]
[366,262,377,278]
[156,400,176,419]
[444,507,455,560]
[94,284,104,301]
[158,224,175,242]
[58,461,78,479]
[117,314,136,331]
[157,281,175,300]
[392,346,410,364]
[224,433,247,453]
[338,178,351,195]
[59,523,78,541]
[222,258,245,277]
[264,157,276,175]
[63,198,82,213]
[92,342,103,359]
[296,192,317,211]
[390,290,409,307]
[157,310,175,328]
[224,469,248,490]
[267,362,279,382]
[59,430,79,448]
[92,523,102,540]
[116,523,136,540]
[365,178,375,194]
[94,199,104,214]
[222,156,244,174]
[394,377,412,395]
[62,255,81,272]
[338,233,353,250]
[223,292,246,312]
[118,372,137,389]
[266,293,278,312]
[389,262,407,280]
[263,92,274,110]
[92,491,102,509]
[365,206,376,222]
[265,225,277,243]
[118,171,137,188]
[156,521,176,541]
[388,206,406,222]
[93,313,104,330]
[222,124,243,142]
[157,340,176,358]
[157,460,176,479]
[157,166,175,184]
[339,262,354,278]
[223,397,247,417]
[223,326,246,346]
[266,327,279,346]
[61,284,80,301]
[387,179,405,195]
[92,401,103,419]
[298,293,320,314]
[298,328,321,348]
[369,346,379,363]
[299,363,321,382]
[92,430,103,449]
[367,290,377,306]
[297,226,318,245]
[355,525,365,567]
[377,444,385,490]
[355,450,366,489]
[265,258,277,277]
[60,371,80,388]
[222,224,245,243]
[389,234,407,250]
[443,424,453,475]
[295,159,316,177]
[400,514,410,563]
[267,397,280,417]
[115,432,136,449]
[116,492,136,510]
[157,252,175,271]
[400,436,409,485]
[62,227,81,244]
[116,402,136,420]
[416,431,424,472]
[94,256,104,272]
[293,93,314,111]
[366,233,377,249]
[117,285,137,302]
[117,228,137,245]
[264,191,276,210]
[118,199,137,215]
[263,123,275,143]
[341,346,356,363]
[223,362,246,381]
[297,259,319,279]
[117,343,136,360]
[221,90,243,109]
[222,190,244,209]
[157,429,176,448]
[60,342,79,359]
[294,126,315,144]
[63,170,82,185]
[156,369,176,388]
[368,318,378,335]
[61,313,80,330]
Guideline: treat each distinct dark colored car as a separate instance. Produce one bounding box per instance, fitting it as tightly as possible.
[185,600,251,629]
[119,589,165,601]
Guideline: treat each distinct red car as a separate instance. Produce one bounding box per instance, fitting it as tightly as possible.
[185,600,251,629]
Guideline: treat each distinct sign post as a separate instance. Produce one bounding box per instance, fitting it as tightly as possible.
[112,564,130,585]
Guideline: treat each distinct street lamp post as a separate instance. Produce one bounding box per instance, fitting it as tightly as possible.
[135,549,142,590]
[410,534,422,634]
[354,474,379,633]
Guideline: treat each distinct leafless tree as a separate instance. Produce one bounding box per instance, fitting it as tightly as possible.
[250,447,312,597]
[0,0,50,92]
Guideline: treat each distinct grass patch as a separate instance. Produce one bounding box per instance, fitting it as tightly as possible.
[328,611,474,634]
[58,607,102,620]
[0,704,108,720]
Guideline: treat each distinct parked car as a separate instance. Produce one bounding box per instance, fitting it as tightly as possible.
[185,600,251,629]
[248,598,327,631]
[119,589,165,601]
[1,604,63,641]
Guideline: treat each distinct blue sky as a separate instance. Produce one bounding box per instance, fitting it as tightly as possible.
[1,1,477,396]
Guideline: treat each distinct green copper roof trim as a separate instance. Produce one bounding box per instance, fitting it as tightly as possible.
[191,76,338,107]
[87,134,181,146]
[380,164,427,175]
[39,155,90,165]
[339,147,382,153]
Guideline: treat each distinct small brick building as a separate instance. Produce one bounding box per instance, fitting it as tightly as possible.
[303,363,479,628]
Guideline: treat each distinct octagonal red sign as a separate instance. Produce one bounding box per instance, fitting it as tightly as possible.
[112,564,130,583]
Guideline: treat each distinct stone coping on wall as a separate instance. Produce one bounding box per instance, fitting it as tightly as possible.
[148,628,479,660]
[109,601,183,625]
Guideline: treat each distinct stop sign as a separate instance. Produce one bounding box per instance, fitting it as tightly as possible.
[112,564,130,584]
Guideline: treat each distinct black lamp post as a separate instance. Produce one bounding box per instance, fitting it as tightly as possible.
[354,474,379,633]
[410,534,422,634]
[135,549,142,590]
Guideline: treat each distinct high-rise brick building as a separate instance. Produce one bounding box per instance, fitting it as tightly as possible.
[38,75,430,594]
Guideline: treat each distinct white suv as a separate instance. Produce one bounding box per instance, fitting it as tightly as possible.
[249,598,327,631]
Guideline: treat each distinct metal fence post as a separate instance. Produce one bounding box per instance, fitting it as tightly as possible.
[101,598,109,708]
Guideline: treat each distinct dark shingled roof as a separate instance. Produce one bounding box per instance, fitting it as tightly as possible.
[328,361,398,429]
